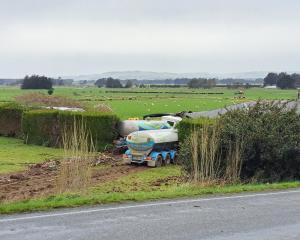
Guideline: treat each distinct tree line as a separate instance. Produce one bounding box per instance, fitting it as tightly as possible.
[264,72,300,89]
[21,75,74,90]
[95,78,133,88]
[95,77,218,89]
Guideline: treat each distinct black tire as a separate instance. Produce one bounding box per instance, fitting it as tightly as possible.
[172,154,178,164]
[155,155,163,167]
[164,154,171,165]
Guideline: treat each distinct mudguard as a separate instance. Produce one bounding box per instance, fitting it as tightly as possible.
[149,151,161,161]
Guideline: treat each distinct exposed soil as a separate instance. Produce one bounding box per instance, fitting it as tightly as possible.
[150,176,184,187]
[0,153,146,203]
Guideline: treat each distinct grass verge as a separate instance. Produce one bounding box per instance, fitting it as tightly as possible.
[1,165,300,214]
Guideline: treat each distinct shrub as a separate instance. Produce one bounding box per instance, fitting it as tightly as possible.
[22,110,60,146]
[178,101,300,183]
[219,101,300,182]
[0,103,24,137]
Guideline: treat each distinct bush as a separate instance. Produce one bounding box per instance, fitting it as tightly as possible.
[22,110,120,150]
[219,101,300,182]
[178,101,300,183]
[0,103,24,137]
[22,110,60,146]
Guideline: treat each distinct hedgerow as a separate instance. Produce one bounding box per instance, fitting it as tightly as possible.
[22,110,60,146]
[58,111,119,151]
[22,110,120,150]
[0,103,25,137]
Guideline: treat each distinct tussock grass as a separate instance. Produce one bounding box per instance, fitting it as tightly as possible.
[56,118,95,193]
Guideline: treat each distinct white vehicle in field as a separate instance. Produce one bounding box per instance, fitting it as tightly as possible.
[123,116,182,167]
[122,102,259,166]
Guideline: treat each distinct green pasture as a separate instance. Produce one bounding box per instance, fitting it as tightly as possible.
[0,86,298,119]
[0,137,63,173]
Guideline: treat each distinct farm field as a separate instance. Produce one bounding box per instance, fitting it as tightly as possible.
[1,86,300,214]
[0,86,298,119]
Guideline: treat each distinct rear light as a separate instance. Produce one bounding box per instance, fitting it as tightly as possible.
[123,154,129,158]
[146,156,152,161]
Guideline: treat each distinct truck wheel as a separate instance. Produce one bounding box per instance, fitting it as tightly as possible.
[164,154,171,165]
[155,155,163,167]
[172,154,178,164]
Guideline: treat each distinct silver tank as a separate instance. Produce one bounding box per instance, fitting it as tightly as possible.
[119,120,171,137]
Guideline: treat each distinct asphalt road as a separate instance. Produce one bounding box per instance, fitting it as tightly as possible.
[1,189,300,240]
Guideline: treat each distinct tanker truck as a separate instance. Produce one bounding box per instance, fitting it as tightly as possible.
[123,116,182,167]
[114,115,179,154]
[122,103,258,166]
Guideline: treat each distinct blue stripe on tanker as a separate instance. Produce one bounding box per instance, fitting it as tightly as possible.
[126,140,155,151]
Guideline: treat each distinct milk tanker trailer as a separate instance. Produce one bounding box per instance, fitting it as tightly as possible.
[114,115,181,154]
[122,103,257,167]
[123,116,182,167]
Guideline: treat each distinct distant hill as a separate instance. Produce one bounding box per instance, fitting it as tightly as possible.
[64,71,270,81]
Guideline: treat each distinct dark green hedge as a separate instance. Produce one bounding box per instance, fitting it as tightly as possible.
[0,103,24,137]
[22,110,119,150]
[22,110,60,146]
[177,117,216,142]
[58,111,119,151]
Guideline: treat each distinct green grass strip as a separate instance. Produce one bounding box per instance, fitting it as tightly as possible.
[1,181,300,214]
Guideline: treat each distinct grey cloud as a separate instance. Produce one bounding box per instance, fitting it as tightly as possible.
[0,0,300,77]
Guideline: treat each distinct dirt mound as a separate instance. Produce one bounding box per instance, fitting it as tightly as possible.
[0,154,146,203]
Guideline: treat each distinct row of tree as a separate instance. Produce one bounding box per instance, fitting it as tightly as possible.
[22,73,300,90]
[187,78,216,88]
[264,72,300,89]
[21,75,75,89]
[95,78,133,88]
[21,75,53,89]
[95,77,217,89]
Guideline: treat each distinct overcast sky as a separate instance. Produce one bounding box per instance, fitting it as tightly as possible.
[1,0,300,78]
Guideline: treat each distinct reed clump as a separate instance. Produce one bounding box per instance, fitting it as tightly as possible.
[56,117,95,193]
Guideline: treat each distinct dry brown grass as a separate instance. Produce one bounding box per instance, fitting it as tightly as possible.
[225,140,244,183]
[15,92,82,108]
[94,103,113,113]
[56,117,95,193]
[189,124,221,183]
[184,124,244,184]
